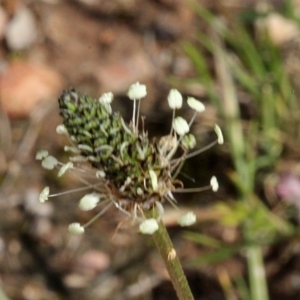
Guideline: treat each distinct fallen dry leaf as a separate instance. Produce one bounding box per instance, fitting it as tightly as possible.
[0,61,64,118]
[260,13,300,45]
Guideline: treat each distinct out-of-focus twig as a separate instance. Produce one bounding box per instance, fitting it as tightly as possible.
[0,105,12,156]
[0,100,56,208]
[0,285,11,300]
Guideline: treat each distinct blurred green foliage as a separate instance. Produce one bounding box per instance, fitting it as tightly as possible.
[180,2,300,299]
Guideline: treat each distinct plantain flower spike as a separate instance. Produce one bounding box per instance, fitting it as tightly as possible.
[38,84,221,234]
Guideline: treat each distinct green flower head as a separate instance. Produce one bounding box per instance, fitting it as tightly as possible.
[38,84,222,234]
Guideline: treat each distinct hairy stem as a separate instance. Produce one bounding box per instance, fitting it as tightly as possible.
[147,211,194,300]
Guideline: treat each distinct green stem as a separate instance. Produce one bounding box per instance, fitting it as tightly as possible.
[246,245,269,300]
[0,286,10,300]
[147,211,194,300]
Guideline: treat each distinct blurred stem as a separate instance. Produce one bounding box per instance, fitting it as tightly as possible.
[212,30,253,192]
[0,286,10,300]
[146,210,194,300]
[212,29,270,300]
[246,246,269,300]
[218,268,239,300]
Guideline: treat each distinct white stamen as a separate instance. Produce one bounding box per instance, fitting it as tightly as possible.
[139,218,159,235]
[214,124,224,144]
[127,82,147,100]
[58,162,73,177]
[68,223,85,235]
[182,134,196,149]
[79,193,101,211]
[168,89,183,109]
[36,150,49,160]
[187,97,205,112]
[56,124,68,135]
[173,116,189,136]
[177,211,196,226]
[99,92,113,104]
[210,176,219,192]
[39,186,50,203]
[96,170,106,178]
[42,156,58,170]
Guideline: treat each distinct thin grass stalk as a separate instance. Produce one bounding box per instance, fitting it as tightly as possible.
[183,42,220,109]
[230,22,265,78]
[234,275,251,300]
[211,31,251,189]
[185,5,297,300]
[261,84,276,137]
[246,245,269,300]
[217,268,239,300]
[212,31,270,300]
[228,57,259,97]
